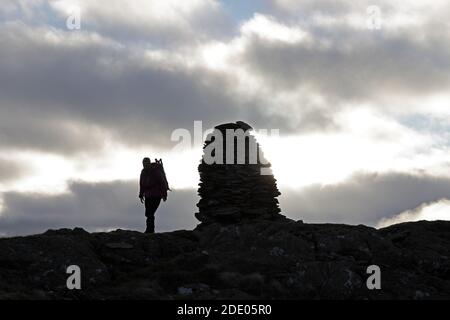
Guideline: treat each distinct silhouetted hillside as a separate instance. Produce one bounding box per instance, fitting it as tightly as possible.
[1,218,449,299]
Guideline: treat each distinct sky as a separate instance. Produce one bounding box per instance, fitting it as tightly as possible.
[1,0,450,236]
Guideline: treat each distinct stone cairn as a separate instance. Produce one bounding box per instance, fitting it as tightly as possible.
[195,121,282,224]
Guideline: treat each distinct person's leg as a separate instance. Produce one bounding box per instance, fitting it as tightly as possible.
[145,197,161,233]
[145,216,154,234]
[144,197,154,233]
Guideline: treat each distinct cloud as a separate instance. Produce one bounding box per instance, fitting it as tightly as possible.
[269,0,450,26]
[0,180,198,237]
[240,13,310,44]
[279,172,450,226]
[237,14,450,105]
[2,2,449,158]
[0,158,28,182]
[0,112,110,155]
[0,23,269,154]
[49,0,232,44]
[1,0,232,44]
[3,171,450,237]
[376,198,450,228]
[185,8,450,132]
[1,0,450,237]
[0,0,46,20]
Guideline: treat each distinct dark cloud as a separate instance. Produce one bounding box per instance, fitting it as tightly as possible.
[0,180,198,237]
[0,112,107,154]
[1,4,449,156]
[3,172,450,236]
[0,23,293,154]
[240,32,450,104]
[279,172,450,226]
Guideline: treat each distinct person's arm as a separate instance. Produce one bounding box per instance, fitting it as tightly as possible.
[139,170,144,203]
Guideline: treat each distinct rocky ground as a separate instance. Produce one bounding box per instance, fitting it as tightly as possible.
[0,218,449,299]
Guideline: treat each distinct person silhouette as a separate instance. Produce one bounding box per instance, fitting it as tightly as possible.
[139,157,169,233]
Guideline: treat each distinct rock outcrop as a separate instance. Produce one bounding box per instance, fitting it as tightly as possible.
[196,121,282,224]
[1,220,450,300]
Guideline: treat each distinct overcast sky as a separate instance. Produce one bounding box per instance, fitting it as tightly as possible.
[1,0,450,236]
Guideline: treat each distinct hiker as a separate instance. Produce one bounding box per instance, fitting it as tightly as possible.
[139,157,169,233]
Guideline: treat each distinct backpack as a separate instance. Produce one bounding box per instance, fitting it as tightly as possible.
[154,158,171,191]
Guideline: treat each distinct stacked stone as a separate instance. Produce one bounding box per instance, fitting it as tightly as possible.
[195,121,282,224]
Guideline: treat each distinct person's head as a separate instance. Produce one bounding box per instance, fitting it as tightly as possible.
[142,157,151,169]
